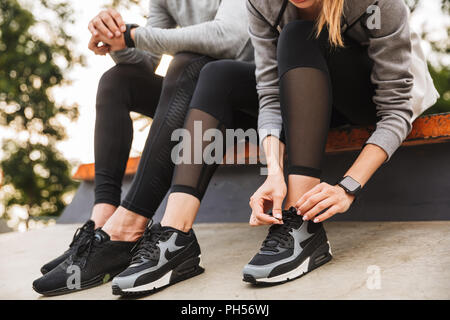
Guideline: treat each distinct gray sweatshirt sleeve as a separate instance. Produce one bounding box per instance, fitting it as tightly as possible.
[133,0,250,60]
[363,0,414,160]
[248,0,414,161]
[109,0,176,68]
[246,0,283,145]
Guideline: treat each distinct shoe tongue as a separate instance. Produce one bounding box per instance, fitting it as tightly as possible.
[94,229,110,243]
[150,222,162,232]
[281,207,303,226]
[282,206,298,218]
[82,220,95,230]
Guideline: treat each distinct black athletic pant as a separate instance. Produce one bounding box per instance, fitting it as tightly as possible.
[94,53,214,217]
[170,20,377,200]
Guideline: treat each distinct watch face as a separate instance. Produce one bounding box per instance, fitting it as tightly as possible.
[341,176,360,192]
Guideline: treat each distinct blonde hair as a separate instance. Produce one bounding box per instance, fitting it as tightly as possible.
[316,0,345,47]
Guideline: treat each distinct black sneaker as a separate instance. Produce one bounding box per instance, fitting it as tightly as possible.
[33,229,135,296]
[112,223,204,296]
[243,207,332,285]
[40,220,95,274]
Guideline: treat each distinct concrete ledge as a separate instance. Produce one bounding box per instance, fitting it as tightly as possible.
[1,221,449,300]
[60,141,450,224]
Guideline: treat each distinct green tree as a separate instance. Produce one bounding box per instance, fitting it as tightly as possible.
[0,0,82,226]
[408,0,450,114]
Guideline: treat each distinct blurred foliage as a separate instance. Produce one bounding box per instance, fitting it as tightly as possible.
[0,0,82,224]
[425,64,450,114]
[108,0,141,10]
[410,0,450,114]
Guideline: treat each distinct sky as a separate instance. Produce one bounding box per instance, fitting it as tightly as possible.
[52,0,149,166]
[8,0,450,167]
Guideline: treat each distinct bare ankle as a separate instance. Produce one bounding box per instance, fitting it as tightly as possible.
[160,193,199,233]
[91,203,117,228]
[102,207,148,242]
[160,220,191,233]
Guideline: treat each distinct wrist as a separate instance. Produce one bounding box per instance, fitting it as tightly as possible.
[124,24,138,48]
[265,164,283,176]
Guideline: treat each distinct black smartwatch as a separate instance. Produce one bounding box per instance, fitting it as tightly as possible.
[124,24,139,48]
[337,176,362,197]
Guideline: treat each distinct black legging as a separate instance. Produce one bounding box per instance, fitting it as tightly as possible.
[170,20,377,200]
[170,61,259,199]
[94,52,214,217]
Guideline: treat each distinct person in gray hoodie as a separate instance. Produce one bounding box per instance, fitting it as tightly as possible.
[242,0,439,285]
[33,0,254,296]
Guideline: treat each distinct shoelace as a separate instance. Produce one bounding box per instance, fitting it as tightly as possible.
[261,207,301,252]
[69,222,93,248]
[130,227,166,263]
[71,229,98,268]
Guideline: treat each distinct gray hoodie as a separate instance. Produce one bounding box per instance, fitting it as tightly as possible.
[111,0,254,69]
[247,0,439,160]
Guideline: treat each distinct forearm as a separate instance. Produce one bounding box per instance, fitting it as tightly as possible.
[109,46,154,68]
[344,144,388,187]
[262,136,285,176]
[131,22,242,59]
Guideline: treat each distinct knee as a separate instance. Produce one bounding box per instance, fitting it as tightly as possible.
[96,64,137,110]
[97,64,132,95]
[164,52,210,85]
[277,20,326,76]
[187,60,242,124]
[196,60,238,94]
[278,20,316,49]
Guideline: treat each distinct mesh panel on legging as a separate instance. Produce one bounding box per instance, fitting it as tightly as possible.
[121,53,215,217]
[170,108,226,199]
[170,60,259,200]
[277,20,333,178]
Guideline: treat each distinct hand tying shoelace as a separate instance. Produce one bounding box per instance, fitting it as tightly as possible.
[261,207,302,252]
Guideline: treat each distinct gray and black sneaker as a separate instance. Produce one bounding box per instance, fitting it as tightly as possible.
[243,207,332,285]
[33,229,135,296]
[40,220,95,274]
[112,223,204,296]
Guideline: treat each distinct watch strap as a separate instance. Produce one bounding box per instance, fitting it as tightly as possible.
[124,24,139,48]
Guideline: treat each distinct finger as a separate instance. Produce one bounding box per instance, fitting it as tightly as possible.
[94,45,110,56]
[93,17,114,38]
[109,8,126,32]
[303,198,335,221]
[249,214,264,226]
[313,205,340,223]
[249,197,265,222]
[250,192,281,225]
[256,209,282,225]
[87,38,98,51]
[88,21,99,36]
[272,196,284,220]
[100,12,121,37]
[295,183,325,213]
[94,34,110,44]
[297,191,328,216]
